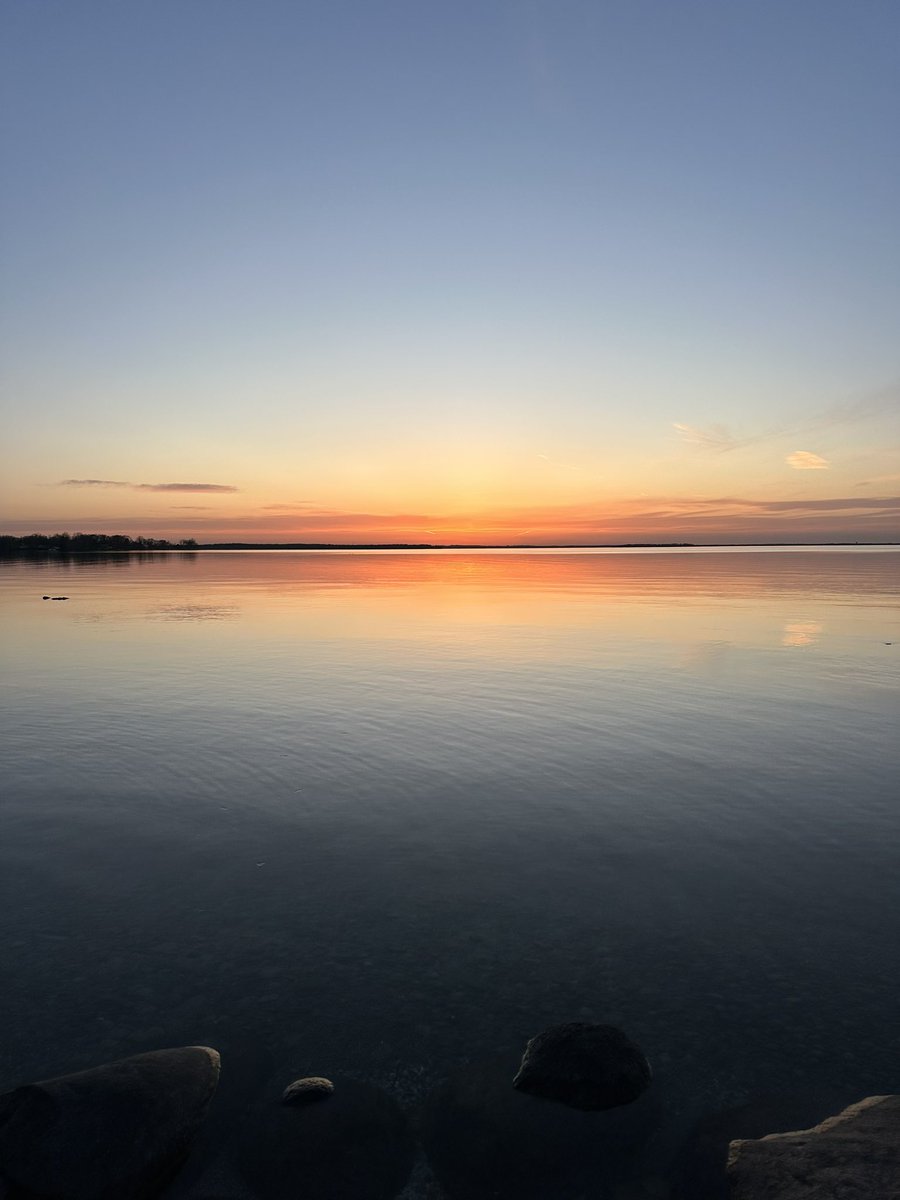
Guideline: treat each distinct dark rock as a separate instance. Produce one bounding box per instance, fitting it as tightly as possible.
[420,1053,661,1200]
[669,1087,857,1200]
[282,1076,335,1104]
[727,1094,900,1199]
[513,1022,651,1111]
[239,1076,415,1200]
[0,1046,220,1200]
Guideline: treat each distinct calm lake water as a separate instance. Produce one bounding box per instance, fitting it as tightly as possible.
[1,548,899,1195]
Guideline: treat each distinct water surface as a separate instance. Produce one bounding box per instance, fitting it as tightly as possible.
[1,548,898,1190]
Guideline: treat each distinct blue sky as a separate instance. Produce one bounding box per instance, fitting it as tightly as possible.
[2,0,898,542]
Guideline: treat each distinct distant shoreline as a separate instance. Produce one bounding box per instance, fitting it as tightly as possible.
[196,541,897,549]
[2,534,898,555]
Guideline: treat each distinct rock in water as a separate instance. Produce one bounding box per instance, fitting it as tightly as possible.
[727,1094,900,1199]
[282,1076,335,1104]
[421,1053,661,1200]
[0,1046,220,1199]
[513,1022,651,1111]
[239,1076,415,1200]
[669,1088,856,1200]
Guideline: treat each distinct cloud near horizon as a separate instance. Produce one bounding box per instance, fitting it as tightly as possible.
[786,451,830,470]
[8,493,898,543]
[856,473,900,488]
[59,479,238,493]
[261,502,318,511]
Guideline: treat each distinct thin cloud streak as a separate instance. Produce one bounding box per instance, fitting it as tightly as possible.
[675,383,899,455]
[261,502,318,511]
[673,424,746,452]
[58,479,238,493]
[856,473,900,488]
[536,453,588,473]
[136,483,238,493]
[59,479,131,488]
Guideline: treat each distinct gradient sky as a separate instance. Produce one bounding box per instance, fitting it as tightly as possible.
[2,0,898,543]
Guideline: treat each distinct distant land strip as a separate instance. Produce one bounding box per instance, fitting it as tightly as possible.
[2,533,696,552]
[3,533,898,554]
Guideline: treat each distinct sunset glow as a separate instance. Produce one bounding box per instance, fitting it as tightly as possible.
[2,3,898,544]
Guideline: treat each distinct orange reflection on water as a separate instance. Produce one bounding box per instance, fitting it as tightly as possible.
[6,550,896,671]
[782,621,824,647]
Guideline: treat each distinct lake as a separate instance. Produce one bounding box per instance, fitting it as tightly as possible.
[1,547,898,1196]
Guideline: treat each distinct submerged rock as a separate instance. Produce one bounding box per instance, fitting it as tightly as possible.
[727,1094,900,1199]
[240,1076,414,1200]
[0,1046,220,1200]
[282,1076,335,1104]
[513,1022,651,1111]
[421,1053,661,1200]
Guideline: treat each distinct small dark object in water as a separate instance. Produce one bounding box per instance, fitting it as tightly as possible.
[513,1022,651,1111]
[240,1076,414,1200]
[42,595,49,600]
[282,1076,335,1104]
[51,596,69,600]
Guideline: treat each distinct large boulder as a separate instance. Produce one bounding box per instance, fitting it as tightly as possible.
[0,1046,220,1199]
[420,1053,661,1200]
[238,1076,415,1200]
[727,1094,900,1199]
[513,1023,651,1111]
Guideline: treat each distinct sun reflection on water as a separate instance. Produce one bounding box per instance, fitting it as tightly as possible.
[782,621,824,647]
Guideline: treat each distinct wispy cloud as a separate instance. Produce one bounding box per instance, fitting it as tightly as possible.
[673,424,746,452]
[261,502,318,511]
[809,387,899,433]
[675,382,899,456]
[170,505,212,510]
[786,451,829,470]
[136,482,238,493]
[724,495,898,514]
[536,453,587,472]
[60,478,130,488]
[59,479,238,493]
[856,473,900,488]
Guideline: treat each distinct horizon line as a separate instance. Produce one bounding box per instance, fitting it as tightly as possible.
[4,533,900,552]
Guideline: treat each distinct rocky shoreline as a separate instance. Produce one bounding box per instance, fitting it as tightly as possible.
[0,1026,896,1198]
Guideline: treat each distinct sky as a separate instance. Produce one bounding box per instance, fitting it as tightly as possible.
[1,0,898,544]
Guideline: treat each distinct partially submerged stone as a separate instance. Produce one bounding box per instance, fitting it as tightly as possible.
[513,1022,651,1111]
[240,1076,414,1200]
[282,1076,334,1104]
[727,1094,900,1199]
[0,1045,220,1199]
[422,1053,661,1200]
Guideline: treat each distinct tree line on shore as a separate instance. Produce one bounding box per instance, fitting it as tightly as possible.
[0,533,198,553]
